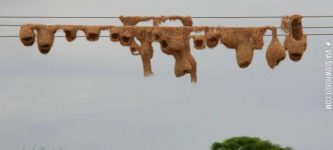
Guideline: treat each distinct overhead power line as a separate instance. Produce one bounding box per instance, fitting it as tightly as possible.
[0,15,333,19]
[1,34,333,38]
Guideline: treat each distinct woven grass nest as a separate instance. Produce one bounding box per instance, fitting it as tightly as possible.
[153,27,197,82]
[266,27,286,69]
[205,28,220,48]
[282,15,307,61]
[192,34,206,50]
[35,25,59,54]
[133,27,155,76]
[20,24,36,46]
[82,26,101,42]
[219,27,267,68]
[62,25,79,42]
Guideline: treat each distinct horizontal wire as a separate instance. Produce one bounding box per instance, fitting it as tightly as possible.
[0,24,333,29]
[1,34,333,38]
[0,15,333,19]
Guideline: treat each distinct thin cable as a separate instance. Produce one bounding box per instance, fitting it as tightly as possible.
[1,24,333,29]
[1,34,333,38]
[0,15,333,19]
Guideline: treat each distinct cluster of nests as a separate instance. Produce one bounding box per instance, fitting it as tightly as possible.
[19,15,307,83]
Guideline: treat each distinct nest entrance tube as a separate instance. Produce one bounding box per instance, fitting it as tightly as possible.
[283,15,307,62]
[20,24,36,46]
[266,27,286,69]
[36,25,58,54]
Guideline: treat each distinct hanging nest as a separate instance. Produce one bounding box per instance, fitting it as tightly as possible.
[62,25,79,42]
[283,15,307,61]
[153,16,193,26]
[129,40,140,55]
[234,27,268,68]
[82,26,101,42]
[192,35,206,50]
[110,27,122,42]
[36,25,58,54]
[20,24,35,46]
[266,27,286,69]
[205,28,220,48]
[119,16,152,26]
[120,28,134,46]
[133,27,155,76]
[219,27,238,49]
[156,27,197,82]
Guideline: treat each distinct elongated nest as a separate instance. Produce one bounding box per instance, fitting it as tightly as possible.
[205,29,220,48]
[155,27,197,82]
[283,15,307,61]
[234,27,267,68]
[82,26,101,42]
[20,24,35,46]
[62,25,79,42]
[266,27,286,69]
[133,27,155,76]
[36,25,58,54]
[192,35,206,50]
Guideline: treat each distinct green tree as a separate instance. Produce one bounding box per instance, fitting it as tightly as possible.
[211,136,292,150]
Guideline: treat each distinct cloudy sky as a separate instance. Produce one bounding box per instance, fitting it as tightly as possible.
[0,0,332,150]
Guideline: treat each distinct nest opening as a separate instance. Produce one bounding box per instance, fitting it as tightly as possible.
[20,25,36,46]
[111,33,119,41]
[161,40,168,48]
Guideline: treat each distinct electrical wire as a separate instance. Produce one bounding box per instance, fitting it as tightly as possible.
[0,15,333,19]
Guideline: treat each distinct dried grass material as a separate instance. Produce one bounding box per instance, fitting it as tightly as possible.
[155,27,197,82]
[36,25,58,54]
[205,29,220,48]
[120,28,134,46]
[153,16,193,26]
[119,16,152,26]
[192,35,206,50]
[283,15,307,61]
[20,24,35,46]
[218,27,237,49]
[266,27,286,69]
[281,16,290,33]
[133,27,155,76]
[234,27,267,68]
[82,26,101,42]
[110,27,122,42]
[62,25,78,42]
[129,40,140,55]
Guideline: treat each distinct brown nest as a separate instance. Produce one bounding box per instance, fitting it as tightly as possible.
[154,27,197,82]
[82,26,101,42]
[205,29,220,48]
[120,28,134,46]
[20,24,35,46]
[119,16,152,26]
[153,16,193,26]
[283,15,307,61]
[36,25,58,54]
[62,25,79,42]
[110,27,122,42]
[233,27,268,68]
[133,27,155,76]
[192,35,206,50]
[219,27,238,49]
[266,27,286,69]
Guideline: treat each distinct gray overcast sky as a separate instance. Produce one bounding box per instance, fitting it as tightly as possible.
[0,0,332,150]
